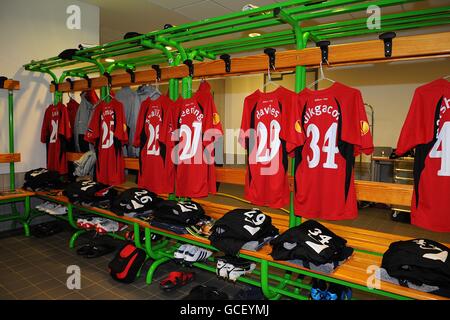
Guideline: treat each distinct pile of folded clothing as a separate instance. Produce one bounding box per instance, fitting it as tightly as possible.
[270,220,354,274]
[64,179,117,208]
[379,238,450,297]
[151,200,206,234]
[110,188,162,218]
[23,168,65,191]
[209,208,278,256]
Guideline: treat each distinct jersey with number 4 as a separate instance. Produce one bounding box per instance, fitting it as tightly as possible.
[282,82,373,220]
[134,95,174,194]
[170,93,222,198]
[85,99,128,185]
[40,103,72,174]
[396,78,450,232]
[239,87,297,208]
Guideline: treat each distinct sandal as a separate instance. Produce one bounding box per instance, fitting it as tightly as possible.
[159,271,195,292]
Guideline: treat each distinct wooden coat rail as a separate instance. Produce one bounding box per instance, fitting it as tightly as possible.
[67,152,413,207]
[50,31,450,93]
[0,80,20,91]
[0,153,21,163]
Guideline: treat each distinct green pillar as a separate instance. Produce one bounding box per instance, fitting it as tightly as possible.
[290,30,309,228]
[8,90,15,191]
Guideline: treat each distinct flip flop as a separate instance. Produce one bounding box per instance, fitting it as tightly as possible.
[85,244,116,259]
[76,244,93,256]
[159,271,195,292]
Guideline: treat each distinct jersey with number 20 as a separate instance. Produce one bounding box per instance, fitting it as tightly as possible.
[397,78,450,232]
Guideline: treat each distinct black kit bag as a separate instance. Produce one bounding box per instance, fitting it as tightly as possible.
[108,243,146,283]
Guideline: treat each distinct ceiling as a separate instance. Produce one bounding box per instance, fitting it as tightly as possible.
[79,0,449,45]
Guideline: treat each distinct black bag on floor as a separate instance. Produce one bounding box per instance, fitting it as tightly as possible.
[108,243,146,283]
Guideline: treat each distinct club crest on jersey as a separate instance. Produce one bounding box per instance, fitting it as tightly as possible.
[213,113,220,125]
[360,120,370,136]
[295,120,303,133]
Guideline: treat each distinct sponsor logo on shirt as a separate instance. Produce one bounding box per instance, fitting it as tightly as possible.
[360,120,370,136]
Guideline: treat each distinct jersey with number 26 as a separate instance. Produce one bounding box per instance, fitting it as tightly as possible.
[397,78,450,232]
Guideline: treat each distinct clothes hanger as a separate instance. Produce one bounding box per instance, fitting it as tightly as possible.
[262,63,279,91]
[307,59,335,89]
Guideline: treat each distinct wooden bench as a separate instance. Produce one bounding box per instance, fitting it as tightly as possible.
[31,188,448,300]
[0,189,33,236]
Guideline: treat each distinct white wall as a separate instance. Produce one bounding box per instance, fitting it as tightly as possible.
[0,0,99,175]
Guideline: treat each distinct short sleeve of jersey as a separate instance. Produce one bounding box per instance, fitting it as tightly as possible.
[133,99,148,148]
[113,100,128,143]
[40,106,51,143]
[341,89,374,156]
[279,93,306,153]
[59,105,72,140]
[239,93,259,149]
[85,104,101,144]
[396,88,434,155]
[201,93,223,139]
[159,98,174,146]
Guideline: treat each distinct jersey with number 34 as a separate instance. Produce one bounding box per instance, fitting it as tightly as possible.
[397,79,450,232]
[282,82,373,220]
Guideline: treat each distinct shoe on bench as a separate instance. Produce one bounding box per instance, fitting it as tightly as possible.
[183,246,212,265]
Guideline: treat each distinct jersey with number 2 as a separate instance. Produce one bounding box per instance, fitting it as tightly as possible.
[396,78,450,232]
[85,99,128,186]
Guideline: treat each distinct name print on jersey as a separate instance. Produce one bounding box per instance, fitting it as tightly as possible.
[430,96,450,177]
[303,101,341,125]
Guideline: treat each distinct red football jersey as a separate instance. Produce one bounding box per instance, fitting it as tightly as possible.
[282,82,373,220]
[40,102,72,174]
[133,95,175,194]
[170,88,223,198]
[396,78,450,232]
[85,99,128,185]
[66,98,79,132]
[239,87,297,208]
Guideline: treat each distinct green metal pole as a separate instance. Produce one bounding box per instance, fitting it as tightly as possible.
[290,30,309,228]
[8,90,15,191]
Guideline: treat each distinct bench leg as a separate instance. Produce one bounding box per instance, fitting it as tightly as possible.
[22,196,31,237]
[69,230,86,249]
[260,260,282,300]
[146,257,171,284]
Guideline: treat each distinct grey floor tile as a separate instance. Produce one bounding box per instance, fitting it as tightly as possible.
[34,278,65,291]
[45,285,78,299]
[10,284,42,299]
[90,289,125,300]
[29,292,52,300]
[77,283,109,298]
[58,291,88,300]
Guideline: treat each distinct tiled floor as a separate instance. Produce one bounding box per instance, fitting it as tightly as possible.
[0,230,248,300]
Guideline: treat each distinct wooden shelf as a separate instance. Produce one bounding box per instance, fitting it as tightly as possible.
[0,80,20,91]
[50,31,450,93]
[0,153,21,163]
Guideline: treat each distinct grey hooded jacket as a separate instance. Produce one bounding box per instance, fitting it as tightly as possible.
[126,85,161,157]
[115,86,138,157]
[74,91,97,152]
